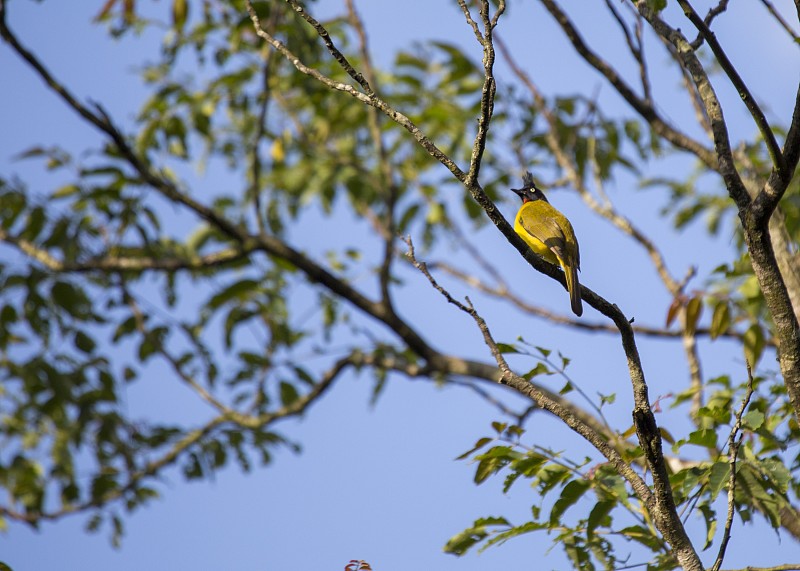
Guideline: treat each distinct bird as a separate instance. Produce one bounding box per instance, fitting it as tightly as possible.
[511,173,583,316]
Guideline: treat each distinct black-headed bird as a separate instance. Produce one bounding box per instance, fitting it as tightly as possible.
[511,173,583,316]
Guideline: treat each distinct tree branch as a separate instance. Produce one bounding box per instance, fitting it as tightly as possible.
[464,0,504,188]
[284,0,374,96]
[426,258,751,343]
[0,350,354,526]
[758,0,800,45]
[246,1,468,183]
[344,0,398,310]
[538,0,719,171]
[403,237,653,504]
[634,2,751,210]
[676,0,788,181]
[689,0,729,49]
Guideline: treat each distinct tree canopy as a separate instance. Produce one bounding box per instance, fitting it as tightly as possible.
[1,1,800,570]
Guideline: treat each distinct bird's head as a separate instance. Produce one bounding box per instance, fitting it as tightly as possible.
[511,172,548,204]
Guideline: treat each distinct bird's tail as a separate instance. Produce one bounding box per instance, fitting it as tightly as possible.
[564,262,583,317]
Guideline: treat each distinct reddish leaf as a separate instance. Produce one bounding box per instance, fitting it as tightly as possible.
[665,296,683,328]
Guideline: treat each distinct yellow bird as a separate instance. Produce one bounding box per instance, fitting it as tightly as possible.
[511,173,583,316]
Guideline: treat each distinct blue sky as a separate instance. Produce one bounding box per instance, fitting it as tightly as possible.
[1,1,800,570]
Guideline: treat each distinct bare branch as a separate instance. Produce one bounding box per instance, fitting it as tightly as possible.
[603,0,651,101]
[344,0,398,310]
[457,0,484,44]
[465,0,503,187]
[537,0,718,170]
[635,2,751,211]
[677,0,789,181]
[720,566,800,571]
[427,259,751,343]
[689,0,729,49]
[0,227,254,274]
[284,0,373,96]
[758,0,800,46]
[0,345,351,526]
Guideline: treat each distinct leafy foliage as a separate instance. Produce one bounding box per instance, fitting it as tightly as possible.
[1,1,799,570]
[451,366,796,569]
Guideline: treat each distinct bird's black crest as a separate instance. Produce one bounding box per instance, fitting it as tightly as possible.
[522,171,536,189]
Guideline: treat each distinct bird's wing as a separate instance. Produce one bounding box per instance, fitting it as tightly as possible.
[519,207,568,258]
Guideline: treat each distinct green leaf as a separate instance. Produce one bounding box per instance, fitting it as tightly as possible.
[21,206,46,241]
[51,281,92,319]
[523,362,550,380]
[743,323,765,367]
[398,203,421,232]
[618,525,663,551]
[474,446,516,484]
[443,516,509,556]
[709,301,730,340]
[687,428,718,448]
[707,461,730,500]
[698,504,717,550]
[207,279,259,310]
[549,479,590,525]
[587,500,615,537]
[172,0,188,32]
[759,457,791,493]
[478,521,547,552]
[684,296,703,336]
[138,326,167,362]
[74,330,96,354]
[742,410,765,431]
[279,381,299,407]
[503,453,547,492]
[455,437,493,461]
[113,316,138,342]
[496,342,519,354]
[52,184,80,199]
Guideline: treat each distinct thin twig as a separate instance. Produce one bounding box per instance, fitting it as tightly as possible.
[0,225,253,273]
[425,257,748,343]
[250,10,281,234]
[603,0,651,102]
[465,0,503,187]
[457,0,484,44]
[635,1,751,211]
[710,364,755,571]
[758,0,800,45]
[120,279,234,415]
[345,0,397,310]
[689,0,729,49]
[284,0,373,95]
